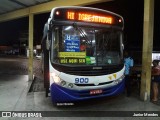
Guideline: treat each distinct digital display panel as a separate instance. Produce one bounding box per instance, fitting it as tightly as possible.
[53,7,123,27]
[67,12,112,24]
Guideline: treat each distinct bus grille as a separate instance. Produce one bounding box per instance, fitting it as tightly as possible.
[75,81,113,86]
[53,64,124,76]
[66,69,117,76]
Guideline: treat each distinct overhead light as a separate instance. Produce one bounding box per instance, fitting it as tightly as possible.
[65,26,72,30]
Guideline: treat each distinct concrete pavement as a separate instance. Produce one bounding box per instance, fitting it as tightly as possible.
[0,75,30,111]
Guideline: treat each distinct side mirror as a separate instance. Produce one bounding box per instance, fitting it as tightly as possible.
[122,43,124,50]
[46,38,50,50]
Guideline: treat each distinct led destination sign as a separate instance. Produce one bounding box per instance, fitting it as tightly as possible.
[67,12,112,24]
[53,8,123,26]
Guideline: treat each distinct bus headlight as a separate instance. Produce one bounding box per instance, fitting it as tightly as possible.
[119,75,125,81]
[68,83,74,88]
[50,72,60,84]
[54,76,61,83]
[114,80,120,84]
[50,72,74,89]
[60,80,66,86]
[114,75,125,85]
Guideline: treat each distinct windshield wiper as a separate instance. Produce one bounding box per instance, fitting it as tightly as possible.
[72,23,90,45]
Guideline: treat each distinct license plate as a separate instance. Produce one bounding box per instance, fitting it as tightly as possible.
[90,89,103,95]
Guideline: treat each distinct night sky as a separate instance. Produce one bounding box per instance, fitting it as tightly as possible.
[0,17,28,45]
[0,0,159,51]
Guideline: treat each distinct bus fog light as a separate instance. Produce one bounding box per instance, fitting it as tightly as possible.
[68,83,74,88]
[60,80,66,86]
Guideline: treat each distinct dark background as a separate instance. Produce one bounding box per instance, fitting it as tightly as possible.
[0,0,159,51]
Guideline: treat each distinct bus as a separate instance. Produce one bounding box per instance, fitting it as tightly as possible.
[42,6,125,105]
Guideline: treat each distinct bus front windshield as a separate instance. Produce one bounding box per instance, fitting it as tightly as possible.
[51,26,123,66]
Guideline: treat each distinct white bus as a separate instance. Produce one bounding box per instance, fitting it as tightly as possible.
[42,6,125,105]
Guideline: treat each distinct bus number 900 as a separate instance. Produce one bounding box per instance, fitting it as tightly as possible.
[75,78,89,84]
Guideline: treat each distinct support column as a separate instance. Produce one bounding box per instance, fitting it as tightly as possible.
[28,13,34,80]
[140,0,154,101]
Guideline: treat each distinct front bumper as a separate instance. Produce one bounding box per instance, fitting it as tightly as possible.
[50,80,125,103]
